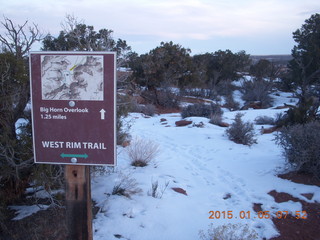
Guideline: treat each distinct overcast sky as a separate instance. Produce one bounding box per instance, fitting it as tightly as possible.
[1,0,319,55]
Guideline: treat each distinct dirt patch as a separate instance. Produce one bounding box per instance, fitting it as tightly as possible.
[268,172,320,240]
[278,172,320,187]
[156,105,181,114]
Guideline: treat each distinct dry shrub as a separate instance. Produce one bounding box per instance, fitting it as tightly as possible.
[156,88,181,108]
[181,103,222,119]
[131,102,157,116]
[224,94,240,111]
[141,104,157,116]
[254,115,275,125]
[275,121,320,178]
[199,223,259,240]
[241,79,273,108]
[116,94,132,145]
[147,179,169,198]
[126,138,160,167]
[226,113,257,146]
[112,173,142,198]
[209,112,223,126]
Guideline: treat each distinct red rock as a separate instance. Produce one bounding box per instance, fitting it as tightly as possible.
[301,193,313,200]
[241,101,263,110]
[175,120,192,127]
[218,122,230,127]
[274,105,289,109]
[160,118,167,122]
[172,187,188,196]
[121,141,130,147]
[261,126,279,134]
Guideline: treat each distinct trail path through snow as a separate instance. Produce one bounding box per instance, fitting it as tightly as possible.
[92,105,320,240]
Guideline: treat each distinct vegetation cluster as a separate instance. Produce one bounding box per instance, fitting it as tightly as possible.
[1,12,320,239]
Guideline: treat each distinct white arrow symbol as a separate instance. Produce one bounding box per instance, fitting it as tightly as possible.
[100,109,106,120]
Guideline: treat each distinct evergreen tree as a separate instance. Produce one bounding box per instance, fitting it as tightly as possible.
[42,14,133,68]
[193,50,251,92]
[0,17,42,203]
[250,59,280,81]
[132,41,194,89]
[288,13,320,98]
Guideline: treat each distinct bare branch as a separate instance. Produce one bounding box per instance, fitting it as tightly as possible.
[61,13,84,33]
[0,16,43,57]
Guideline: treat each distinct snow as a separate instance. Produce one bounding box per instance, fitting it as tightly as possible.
[10,89,319,239]
[15,118,29,136]
[9,205,49,220]
[91,93,320,240]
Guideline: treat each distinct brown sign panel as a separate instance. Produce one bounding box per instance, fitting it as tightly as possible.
[30,52,116,165]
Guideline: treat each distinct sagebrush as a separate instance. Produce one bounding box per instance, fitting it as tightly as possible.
[199,223,259,240]
[181,103,222,119]
[226,113,257,146]
[224,94,240,111]
[209,112,223,126]
[132,103,157,116]
[126,138,160,167]
[241,79,273,108]
[116,94,132,145]
[254,115,275,125]
[112,173,142,198]
[275,121,320,178]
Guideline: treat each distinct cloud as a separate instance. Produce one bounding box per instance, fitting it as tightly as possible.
[1,0,319,54]
[2,0,317,38]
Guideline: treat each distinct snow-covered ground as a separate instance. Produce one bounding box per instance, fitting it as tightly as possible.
[9,91,319,239]
[91,92,320,240]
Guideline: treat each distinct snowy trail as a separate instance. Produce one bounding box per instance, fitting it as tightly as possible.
[92,110,320,240]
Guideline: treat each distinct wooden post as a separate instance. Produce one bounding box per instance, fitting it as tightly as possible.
[65,165,93,240]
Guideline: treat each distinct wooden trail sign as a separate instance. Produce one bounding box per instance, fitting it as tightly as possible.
[30,51,117,239]
[30,51,116,166]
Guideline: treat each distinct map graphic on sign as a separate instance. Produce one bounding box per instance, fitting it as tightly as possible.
[41,55,104,100]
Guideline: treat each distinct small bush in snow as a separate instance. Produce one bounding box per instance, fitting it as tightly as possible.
[273,112,287,127]
[209,112,223,126]
[181,103,222,119]
[127,138,160,167]
[254,115,275,125]
[132,103,157,116]
[157,88,181,108]
[226,113,257,146]
[224,94,240,111]
[143,104,157,116]
[241,79,273,108]
[199,223,259,240]
[147,179,169,198]
[275,121,320,178]
[117,115,132,146]
[116,94,132,145]
[112,173,142,198]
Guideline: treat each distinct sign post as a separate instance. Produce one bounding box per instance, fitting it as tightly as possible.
[30,52,116,239]
[65,165,92,240]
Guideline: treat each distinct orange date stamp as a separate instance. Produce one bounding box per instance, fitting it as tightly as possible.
[208,210,307,220]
